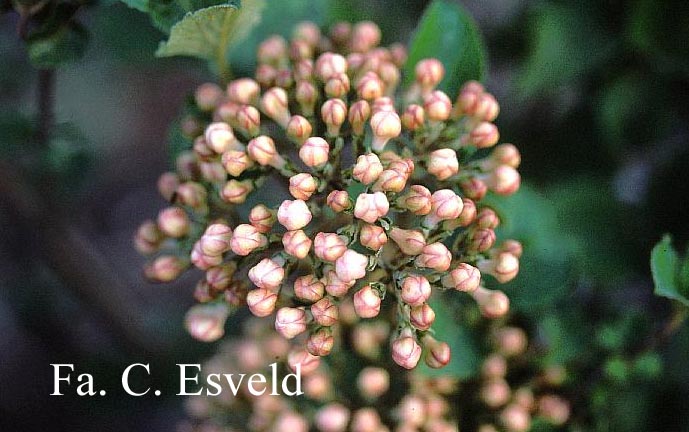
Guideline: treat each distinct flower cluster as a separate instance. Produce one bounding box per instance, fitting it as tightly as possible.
[136,20,523,370]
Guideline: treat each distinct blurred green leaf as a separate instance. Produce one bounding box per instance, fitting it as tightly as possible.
[27,23,89,69]
[418,295,480,379]
[120,0,237,33]
[44,123,93,190]
[651,235,689,307]
[517,4,615,98]
[403,0,487,97]
[0,112,36,158]
[156,1,264,77]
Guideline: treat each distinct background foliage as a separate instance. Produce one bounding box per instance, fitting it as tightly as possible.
[1,0,689,430]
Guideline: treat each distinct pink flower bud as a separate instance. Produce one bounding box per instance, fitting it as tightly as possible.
[274,412,309,432]
[398,394,427,426]
[427,148,459,180]
[330,21,352,45]
[194,82,222,111]
[157,172,179,201]
[500,404,531,432]
[293,21,320,46]
[371,96,395,114]
[257,35,288,65]
[199,223,233,256]
[494,327,528,357]
[315,52,348,81]
[392,333,422,369]
[307,327,334,356]
[324,73,351,98]
[157,207,190,238]
[326,190,353,212]
[349,100,372,136]
[410,304,435,333]
[500,239,523,258]
[315,403,350,432]
[482,353,508,378]
[304,370,331,400]
[192,137,213,160]
[275,307,308,339]
[282,229,312,259]
[311,297,339,326]
[295,80,318,116]
[193,280,214,303]
[390,42,407,66]
[461,177,488,201]
[287,351,320,379]
[286,115,313,145]
[424,337,451,369]
[474,92,500,122]
[216,100,241,125]
[246,288,278,317]
[353,152,383,184]
[249,204,276,233]
[227,78,260,105]
[199,161,226,183]
[415,58,445,92]
[415,242,452,271]
[478,252,520,283]
[370,110,401,151]
[290,39,313,61]
[353,285,382,318]
[359,224,387,251]
[357,367,389,399]
[190,243,222,270]
[175,151,198,181]
[354,192,390,223]
[247,135,285,168]
[471,287,510,318]
[184,303,229,342]
[442,263,481,292]
[248,258,285,291]
[256,64,277,87]
[312,233,346,263]
[487,165,521,195]
[397,185,432,215]
[425,189,463,227]
[230,224,267,256]
[236,105,261,137]
[293,58,314,82]
[289,173,318,200]
[488,143,521,169]
[357,71,385,100]
[371,168,407,193]
[321,98,347,136]
[221,179,253,204]
[260,87,291,127]
[401,104,425,131]
[293,274,325,303]
[469,228,496,253]
[205,263,235,291]
[465,121,500,148]
[400,274,431,306]
[144,255,187,282]
[335,249,369,283]
[389,227,427,255]
[299,136,330,167]
[452,80,484,117]
[481,378,511,408]
[323,268,354,297]
[204,122,236,154]
[538,395,570,426]
[134,220,162,255]
[351,21,381,52]
[221,150,253,177]
[379,62,400,95]
[423,90,452,122]
[277,199,312,230]
[476,208,500,229]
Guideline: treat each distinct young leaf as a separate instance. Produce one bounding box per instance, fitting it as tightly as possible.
[651,235,689,307]
[156,1,265,77]
[403,0,487,97]
[27,23,89,69]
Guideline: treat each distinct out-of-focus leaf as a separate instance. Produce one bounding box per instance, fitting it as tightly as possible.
[120,0,237,33]
[43,123,93,191]
[539,313,589,364]
[651,235,689,307]
[517,4,615,98]
[156,1,264,76]
[0,112,36,158]
[27,23,89,68]
[403,0,487,97]
[418,295,480,379]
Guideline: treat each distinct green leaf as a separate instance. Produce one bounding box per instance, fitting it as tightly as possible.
[120,0,237,33]
[156,1,265,77]
[418,295,480,379]
[651,235,689,307]
[403,0,487,97]
[27,23,89,69]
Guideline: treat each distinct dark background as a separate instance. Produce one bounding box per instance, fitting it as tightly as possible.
[1,0,689,430]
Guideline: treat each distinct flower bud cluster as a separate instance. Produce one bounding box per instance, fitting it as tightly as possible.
[136,20,524,372]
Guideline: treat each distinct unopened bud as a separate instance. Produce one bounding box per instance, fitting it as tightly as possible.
[482,354,508,378]
[299,137,330,167]
[190,243,222,270]
[184,303,229,342]
[469,228,496,253]
[307,327,334,356]
[194,82,223,111]
[471,286,510,318]
[286,115,313,145]
[424,189,463,227]
[424,336,451,368]
[289,173,318,200]
[370,110,401,151]
[157,207,190,238]
[205,122,236,154]
[325,73,351,98]
[282,229,312,259]
[257,35,288,65]
[487,165,521,195]
[134,220,162,255]
[327,190,353,212]
[442,263,481,292]
[538,395,570,426]
[249,204,276,233]
[246,288,278,317]
[157,172,179,201]
[227,78,260,105]
[481,378,511,408]
[389,227,426,255]
[330,22,352,46]
[314,232,348,262]
[321,98,347,136]
[494,327,528,357]
[357,367,389,399]
[353,285,382,318]
[415,242,452,271]
[260,87,291,127]
[474,92,500,122]
[423,90,452,122]
[465,121,499,148]
[401,104,425,131]
[206,263,235,291]
[145,255,186,282]
[415,58,445,93]
[336,249,369,283]
[371,168,407,193]
[478,252,519,283]
[357,71,385,100]
[277,199,312,230]
[460,177,488,201]
[221,179,253,204]
[275,307,308,339]
[236,105,261,137]
[295,80,318,116]
[392,332,422,369]
[410,303,435,330]
[400,275,431,307]
[199,223,232,256]
[247,135,285,168]
[500,239,523,258]
[221,150,252,177]
[315,403,350,432]
[293,274,325,303]
[353,152,383,184]
[453,80,484,118]
[230,224,267,256]
[351,21,381,53]
[287,348,321,375]
[311,297,339,326]
[293,59,314,81]
[476,208,500,229]
[371,96,395,114]
[427,148,459,180]
[248,258,285,291]
[500,404,531,432]
[349,100,372,136]
[354,192,390,223]
[359,224,387,251]
[315,52,348,81]
[397,185,432,215]
[324,268,354,297]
